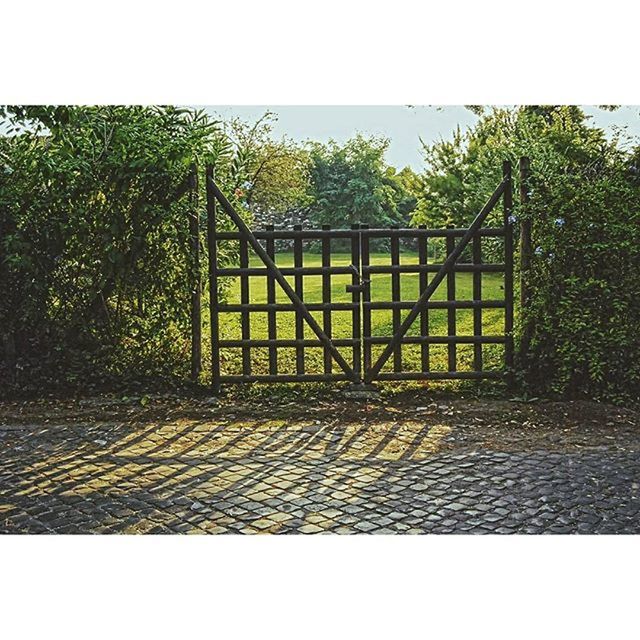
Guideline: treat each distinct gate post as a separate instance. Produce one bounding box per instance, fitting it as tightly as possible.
[189,164,202,381]
[205,165,221,393]
[502,160,515,389]
[518,156,533,371]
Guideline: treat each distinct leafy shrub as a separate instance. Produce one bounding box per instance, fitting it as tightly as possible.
[0,106,250,395]
[521,156,640,403]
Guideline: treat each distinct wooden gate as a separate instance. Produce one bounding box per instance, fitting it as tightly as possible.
[202,161,514,389]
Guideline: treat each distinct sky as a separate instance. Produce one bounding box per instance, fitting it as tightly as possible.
[204,105,640,171]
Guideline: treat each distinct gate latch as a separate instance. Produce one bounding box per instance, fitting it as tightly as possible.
[346,263,369,294]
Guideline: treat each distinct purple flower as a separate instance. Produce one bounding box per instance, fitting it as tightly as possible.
[508,215,517,224]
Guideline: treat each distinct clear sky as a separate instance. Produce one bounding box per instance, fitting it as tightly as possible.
[204,105,640,171]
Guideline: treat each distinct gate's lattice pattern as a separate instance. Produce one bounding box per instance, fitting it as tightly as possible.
[206,163,514,388]
[359,226,509,382]
[213,225,362,383]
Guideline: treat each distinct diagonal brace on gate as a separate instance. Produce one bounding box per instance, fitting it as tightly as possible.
[207,177,358,381]
[363,177,509,384]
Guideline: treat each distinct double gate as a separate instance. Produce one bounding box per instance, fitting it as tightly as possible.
[203,162,514,389]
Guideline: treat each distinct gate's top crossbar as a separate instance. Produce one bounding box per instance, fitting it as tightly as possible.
[214,227,506,240]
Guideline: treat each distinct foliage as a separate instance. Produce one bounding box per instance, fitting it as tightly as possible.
[209,127,420,234]
[0,105,247,394]
[414,106,640,402]
[413,106,614,228]
[412,126,470,228]
[522,140,640,403]
[306,135,417,229]
[222,114,312,228]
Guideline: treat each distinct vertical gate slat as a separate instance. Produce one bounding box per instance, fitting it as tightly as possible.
[472,234,483,371]
[446,234,457,371]
[390,228,402,372]
[205,165,220,392]
[361,224,371,374]
[293,225,305,374]
[351,224,362,380]
[418,225,430,372]
[322,225,332,374]
[239,236,251,376]
[266,225,277,375]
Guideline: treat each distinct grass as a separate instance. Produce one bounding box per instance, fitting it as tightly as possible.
[214,251,507,379]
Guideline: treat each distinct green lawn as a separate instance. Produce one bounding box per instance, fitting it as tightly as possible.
[216,252,506,377]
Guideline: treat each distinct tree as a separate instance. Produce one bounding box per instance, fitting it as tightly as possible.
[412,106,615,228]
[412,126,469,227]
[306,135,415,229]
[387,165,420,221]
[217,114,311,228]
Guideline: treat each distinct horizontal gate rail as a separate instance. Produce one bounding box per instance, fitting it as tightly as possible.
[214,227,505,240]
[219,338,359,348]
[364,336,506,345]
[373,371,503,381]
[216,263,505,277]
[216,300,506,312]
[361,227,506,238]
[363,264,505,274]
[217,374,351,384]
[218,302,358,312]
[364,300,506,310]
[215,266,356,276]
[217,335,507,348]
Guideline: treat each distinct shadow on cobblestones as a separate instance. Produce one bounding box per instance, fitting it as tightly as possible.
[1,395,639,534]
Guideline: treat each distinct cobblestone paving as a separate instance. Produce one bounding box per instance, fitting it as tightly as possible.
[1,398,639,534]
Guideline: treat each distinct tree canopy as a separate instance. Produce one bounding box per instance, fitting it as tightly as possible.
[306,135,417,229]
[0,106,252,391]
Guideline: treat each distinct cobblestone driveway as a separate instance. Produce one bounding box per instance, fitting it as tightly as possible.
[1,395,639,534]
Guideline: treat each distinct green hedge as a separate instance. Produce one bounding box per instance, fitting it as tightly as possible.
[520,160,640,403]
[0,106,240,395]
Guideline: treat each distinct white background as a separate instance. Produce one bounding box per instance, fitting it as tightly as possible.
[2,2,639,638]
